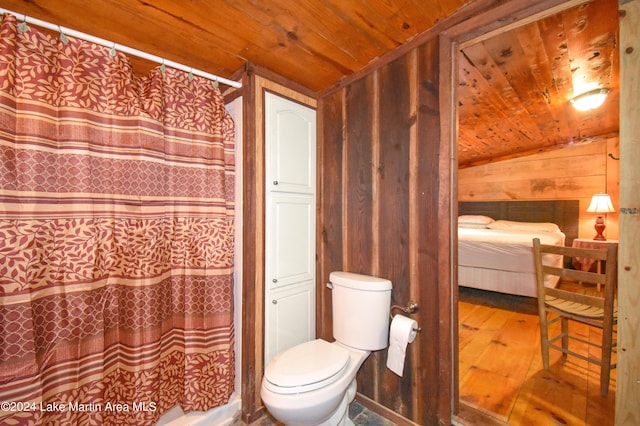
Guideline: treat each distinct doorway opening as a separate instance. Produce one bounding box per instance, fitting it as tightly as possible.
[442,0,619,423]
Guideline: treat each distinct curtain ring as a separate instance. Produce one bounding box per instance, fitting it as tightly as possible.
[58,26,69,44]
[17,16,29,33]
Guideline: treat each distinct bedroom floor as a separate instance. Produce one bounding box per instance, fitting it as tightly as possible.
[458,284,615,426]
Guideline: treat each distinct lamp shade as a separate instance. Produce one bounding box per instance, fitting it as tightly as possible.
[586,194,615,214]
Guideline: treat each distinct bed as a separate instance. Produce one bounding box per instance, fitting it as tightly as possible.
[457,200,579,298]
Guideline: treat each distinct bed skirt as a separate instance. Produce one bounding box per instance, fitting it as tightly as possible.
[458,266,556,298]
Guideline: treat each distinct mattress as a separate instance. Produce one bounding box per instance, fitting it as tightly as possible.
[458,227,565,273]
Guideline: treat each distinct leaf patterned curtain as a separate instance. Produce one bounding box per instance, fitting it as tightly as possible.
[0,13,235,425]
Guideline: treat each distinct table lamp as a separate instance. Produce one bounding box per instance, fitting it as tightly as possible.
[586,193,615,240]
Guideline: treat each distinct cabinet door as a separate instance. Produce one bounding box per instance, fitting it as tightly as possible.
[266,193,315,289]
[265,93,316,194]
[265,281,315,364]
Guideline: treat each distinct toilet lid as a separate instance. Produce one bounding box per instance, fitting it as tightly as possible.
[265,339,350,391]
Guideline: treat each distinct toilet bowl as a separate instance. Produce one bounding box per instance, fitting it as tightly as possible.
[261,339,369,426]
[260,271,392,426]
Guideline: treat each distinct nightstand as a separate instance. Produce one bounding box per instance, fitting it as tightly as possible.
[572,238,618,290]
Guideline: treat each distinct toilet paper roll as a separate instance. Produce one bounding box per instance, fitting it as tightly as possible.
[386,314,418,377]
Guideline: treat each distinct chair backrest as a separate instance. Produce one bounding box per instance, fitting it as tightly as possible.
[532,238,618,314]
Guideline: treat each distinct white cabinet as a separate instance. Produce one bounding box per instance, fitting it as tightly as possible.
[266,194,315,289]
[265,94,316,194]
[265,281,315,363]
[264,93,316,365]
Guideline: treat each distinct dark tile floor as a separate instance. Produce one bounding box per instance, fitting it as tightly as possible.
[244,401,397,426]
[349,402,397,426]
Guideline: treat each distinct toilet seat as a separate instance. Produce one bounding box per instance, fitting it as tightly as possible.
[264,339,350,394]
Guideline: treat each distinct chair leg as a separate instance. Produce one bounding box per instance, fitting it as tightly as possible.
[539,311,550,369]
[561,318,569,359]
[600,360,611,396]
[600,323,615,397]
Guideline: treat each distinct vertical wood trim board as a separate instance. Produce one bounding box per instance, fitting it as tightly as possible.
[240,68,263,424]
[372,70,381,279]
[437,31,458,423]
[407,48,420,422]
[371,70,382,400]
[616,1,640,424]
[341,87,349,274]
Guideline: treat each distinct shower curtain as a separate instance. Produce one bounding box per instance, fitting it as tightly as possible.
[0,13,235,425]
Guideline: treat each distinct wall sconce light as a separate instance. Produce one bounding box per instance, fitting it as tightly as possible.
[586,193,615,240]
[570,88,611,111]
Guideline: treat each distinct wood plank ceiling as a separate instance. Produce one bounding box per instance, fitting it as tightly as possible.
[0,0,619,167]
[0,0,470,90]
[457,0,619,167]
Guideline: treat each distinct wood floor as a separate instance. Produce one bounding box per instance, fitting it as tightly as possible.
[458,286,616,425]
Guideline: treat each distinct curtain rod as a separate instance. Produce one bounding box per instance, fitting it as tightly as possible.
[0,8,242,89]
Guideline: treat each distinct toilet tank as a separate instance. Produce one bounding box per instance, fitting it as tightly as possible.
[329,271,392,351]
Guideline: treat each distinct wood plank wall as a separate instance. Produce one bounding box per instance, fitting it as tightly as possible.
[316,0,622,424]
[317,39,447,425]
[458,137,620,240]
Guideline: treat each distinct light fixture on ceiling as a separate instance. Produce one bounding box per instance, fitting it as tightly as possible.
[586,193,615,240]
[570,88,611,111]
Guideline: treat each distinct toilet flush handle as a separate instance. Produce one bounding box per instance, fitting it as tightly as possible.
[326,282,334,289]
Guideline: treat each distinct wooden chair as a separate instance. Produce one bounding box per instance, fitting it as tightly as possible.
[532,238,618,396]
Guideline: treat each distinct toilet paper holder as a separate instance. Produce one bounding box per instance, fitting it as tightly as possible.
[390,302,421,333]
[391,301,418,315]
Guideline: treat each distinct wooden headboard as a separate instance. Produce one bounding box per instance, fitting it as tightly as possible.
[458,200,579,246]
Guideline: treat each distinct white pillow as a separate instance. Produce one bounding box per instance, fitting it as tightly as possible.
[487,220,560,233]
[458,215,494,227]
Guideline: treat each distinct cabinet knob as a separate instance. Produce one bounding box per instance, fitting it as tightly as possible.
[272,278,278,283]
[272,300,277,304]
[273,180,279,185]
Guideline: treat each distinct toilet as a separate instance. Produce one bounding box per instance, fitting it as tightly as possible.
[260,271,392,426]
